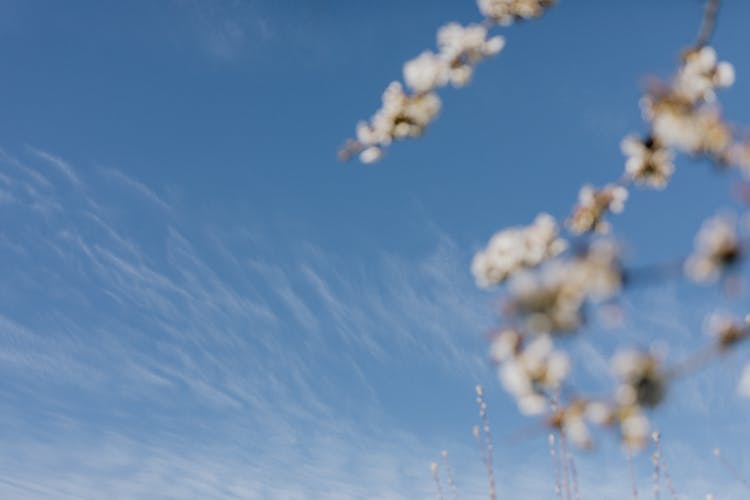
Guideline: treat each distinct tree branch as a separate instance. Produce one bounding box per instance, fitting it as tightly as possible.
[696,0,721,48]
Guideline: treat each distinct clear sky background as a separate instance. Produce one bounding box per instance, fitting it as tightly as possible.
[2,0,750,498]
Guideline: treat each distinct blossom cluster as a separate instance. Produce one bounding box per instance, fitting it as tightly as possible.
[491,330,569,415]
[354,83,442,163]
[471,213,566,287]
[478,208,749,449]
[405,23,505,94]
[345,0,750,455]
[705,313,750,351]
[565,46,741,241]
[543,351,665,450]
[487,239,625,423]
[620,135,675,189]
[685,213,742,283]
[567,184,628,234]
[639,46,740,168]
[504,240,622,335]
[477,0,556,25]
[341,0,556,163]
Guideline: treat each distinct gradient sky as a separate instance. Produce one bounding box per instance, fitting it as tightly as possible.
[2,1,750,498]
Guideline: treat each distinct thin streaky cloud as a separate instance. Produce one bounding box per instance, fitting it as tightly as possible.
[25,146,83,188]
[98,166,173,214]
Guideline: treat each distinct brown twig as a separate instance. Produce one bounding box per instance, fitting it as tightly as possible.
[714,448,750,491]
[696,0,721,48]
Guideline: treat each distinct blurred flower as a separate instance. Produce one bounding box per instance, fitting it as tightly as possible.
[358,146,383,164]
[651,107,731,158]
[549,398,653,450]
[472,213,567,287]
[557,401,592,448]
[739,363,750,397]
[355,82,441,162]
[567,184,628,234]
[478,0,556,25]
[347,22,506,163]
[619,408,651,450]
[489,328,523,362]
[705,313,750,351]
[402,23,505,95]
[437,23,505,87]
[621,135,675,188]
[726,140,750,174]
[504,240,622,334]
[675,46,735,104]
[403,51,449,94]
[569,239,623,301]
[641,47,736,161]
[506,264,587,334]
[612,349,667,408]
[685,214,742,283]
[585,401,614,426]
[495,333,569,415]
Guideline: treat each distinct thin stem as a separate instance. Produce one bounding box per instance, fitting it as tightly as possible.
[560,431,573,500]
[476,386,497,500]
[652,451,661,500]
[654,434,678,500]
[441,450,458,500]
[623,259,685,289]
[432,462,445,500]
[666,344,720,380]
[628,449,639,500]
[569,454,581,500]
[714,448,750,491]
[549,434,563,500]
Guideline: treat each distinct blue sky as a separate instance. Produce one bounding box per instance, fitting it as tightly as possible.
[2,0,750,498]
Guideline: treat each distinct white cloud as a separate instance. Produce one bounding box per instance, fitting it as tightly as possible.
[2,148,750,498]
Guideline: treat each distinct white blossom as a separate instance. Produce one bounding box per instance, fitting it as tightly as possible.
[497,334,569,415]
[641,46,735,160]
[568,239,623,301]
[558,401,592,448]
[472,213,567,287]
[685,214,742,283]
[567,184,628,234]
[504,241,622,334]
[489,328,522,362]
[355,82,442,152]
[621,135,675,189]
[674,46,735,104]
[477,0,556,25]
[403,51,449,94]
[612,349,666,408]
[651,107,731,157]
[358,146,383,164]
[437,23,505,87]
[620,410,650,450]
[705,313,750,351]
[585,401,613,425]
[507,264,587,334]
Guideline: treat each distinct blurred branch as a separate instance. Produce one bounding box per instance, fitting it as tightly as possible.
[696,0,721,48]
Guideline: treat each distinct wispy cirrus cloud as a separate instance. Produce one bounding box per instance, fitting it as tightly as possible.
[26,145,82,188]
[175,0,275,61]
[2,147,749,498]
[0,146,500,498]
